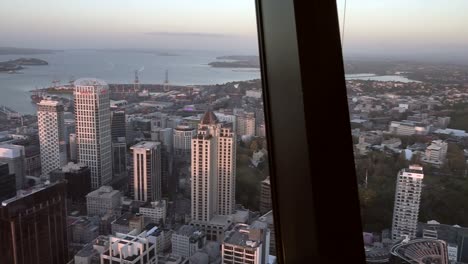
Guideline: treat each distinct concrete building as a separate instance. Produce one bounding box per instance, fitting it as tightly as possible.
[151,127,173,197]
[69,216,100,244]
[112,137,127,177]
[37,99,67,179]
[130,141,162,202]
[139,200,167,225]
[24,145,41,176]
[171,225,206,258]
[0,181,69,264]
[111,212,144,235]
[0,144,25,190]
[69,133,78,162]
[260,177,272,215]
[191,215,233,242]
[422,140,448,167]
[222,222,270,264]
[389,121,428,136]
[246,89,262,99]
[392,165,424,241]
[111,110,126,141]
[74,78,112,189]
[50,162,91,207]
[191,111,236,223]
[236,112,256,137]
[86,186,121,217]
[258,211,276,256]
[174,124,196,156]
[0,162,15,202]
[100,231,157,264]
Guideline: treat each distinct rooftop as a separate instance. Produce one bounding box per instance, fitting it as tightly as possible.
[38,98,63,107]
[86,186,120,198]
[200,111,219,125]
[224,223,266,248]
[130,141,160,150]
[113,212,142,226]
[61,162,88,172]
[1,181,62,206]
[74,78,108,87]
[390,239,448,264]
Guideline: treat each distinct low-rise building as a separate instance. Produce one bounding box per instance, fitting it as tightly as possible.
[222,222,270,264]
[172,225,206,258]
[139,200,167,225]
[86,186,122,217]
[100,231,157,264]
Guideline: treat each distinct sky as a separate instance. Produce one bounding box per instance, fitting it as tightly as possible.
[0,0,258,52]
[337,0,468,62]
[2,0,468,61]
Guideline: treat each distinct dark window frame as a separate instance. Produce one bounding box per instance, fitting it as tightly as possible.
[256,0,365,262]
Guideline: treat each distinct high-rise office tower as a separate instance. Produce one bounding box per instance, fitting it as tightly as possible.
[111,110,126,141]
[260,176,272,214]
[151,127,173,197]
[69,133,78,162]
[0,144,25,190]
[391,165,424,241]
[191,111,236,222]
[74,78,112,189]
[50,162,91,207]
[130,141,162,202]
[0,162,15,202]
[174,124,196,156]
[112,137,127,176]
[37,99,67,179]
[0,181,69,264]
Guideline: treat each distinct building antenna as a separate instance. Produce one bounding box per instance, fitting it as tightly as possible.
[341,0,347,48]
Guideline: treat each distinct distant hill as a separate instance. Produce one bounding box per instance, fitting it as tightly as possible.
[209,55,260,68]
[0,58,48,72]
[0,47,60,55]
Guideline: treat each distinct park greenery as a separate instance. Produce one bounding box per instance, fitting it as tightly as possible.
[357,142,468,233]
[236,137,269,211]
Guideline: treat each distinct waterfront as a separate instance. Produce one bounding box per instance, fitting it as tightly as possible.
[345,73,420,83]
[0,49,260,114]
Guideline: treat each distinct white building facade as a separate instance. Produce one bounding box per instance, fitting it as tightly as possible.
[171,225,206,258]
[101,232,157,264]
[236,112,256,137]
[191,111,236,223]
[173,125,196,155]
[86,186,122,217]
[74,78,112,189]
[37,99,67,179]
[139,200,167,224]
[422,140,448,166]
[391,165,424,240]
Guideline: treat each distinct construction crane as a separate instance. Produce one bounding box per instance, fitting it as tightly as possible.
[133,70,140,93]
[163,69,170,92]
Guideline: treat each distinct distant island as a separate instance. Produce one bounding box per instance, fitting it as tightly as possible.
[209,55,260,68]
[0,47,59,55]
[0,58,49,72]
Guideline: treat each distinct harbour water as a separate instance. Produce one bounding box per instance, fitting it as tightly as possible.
[0,50,419,114]
[0,49,261,114]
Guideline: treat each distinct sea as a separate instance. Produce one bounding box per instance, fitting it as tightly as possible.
[0,50,418,114]
[0,49,261,114]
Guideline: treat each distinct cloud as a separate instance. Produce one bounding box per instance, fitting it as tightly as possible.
[145,31,229,38]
